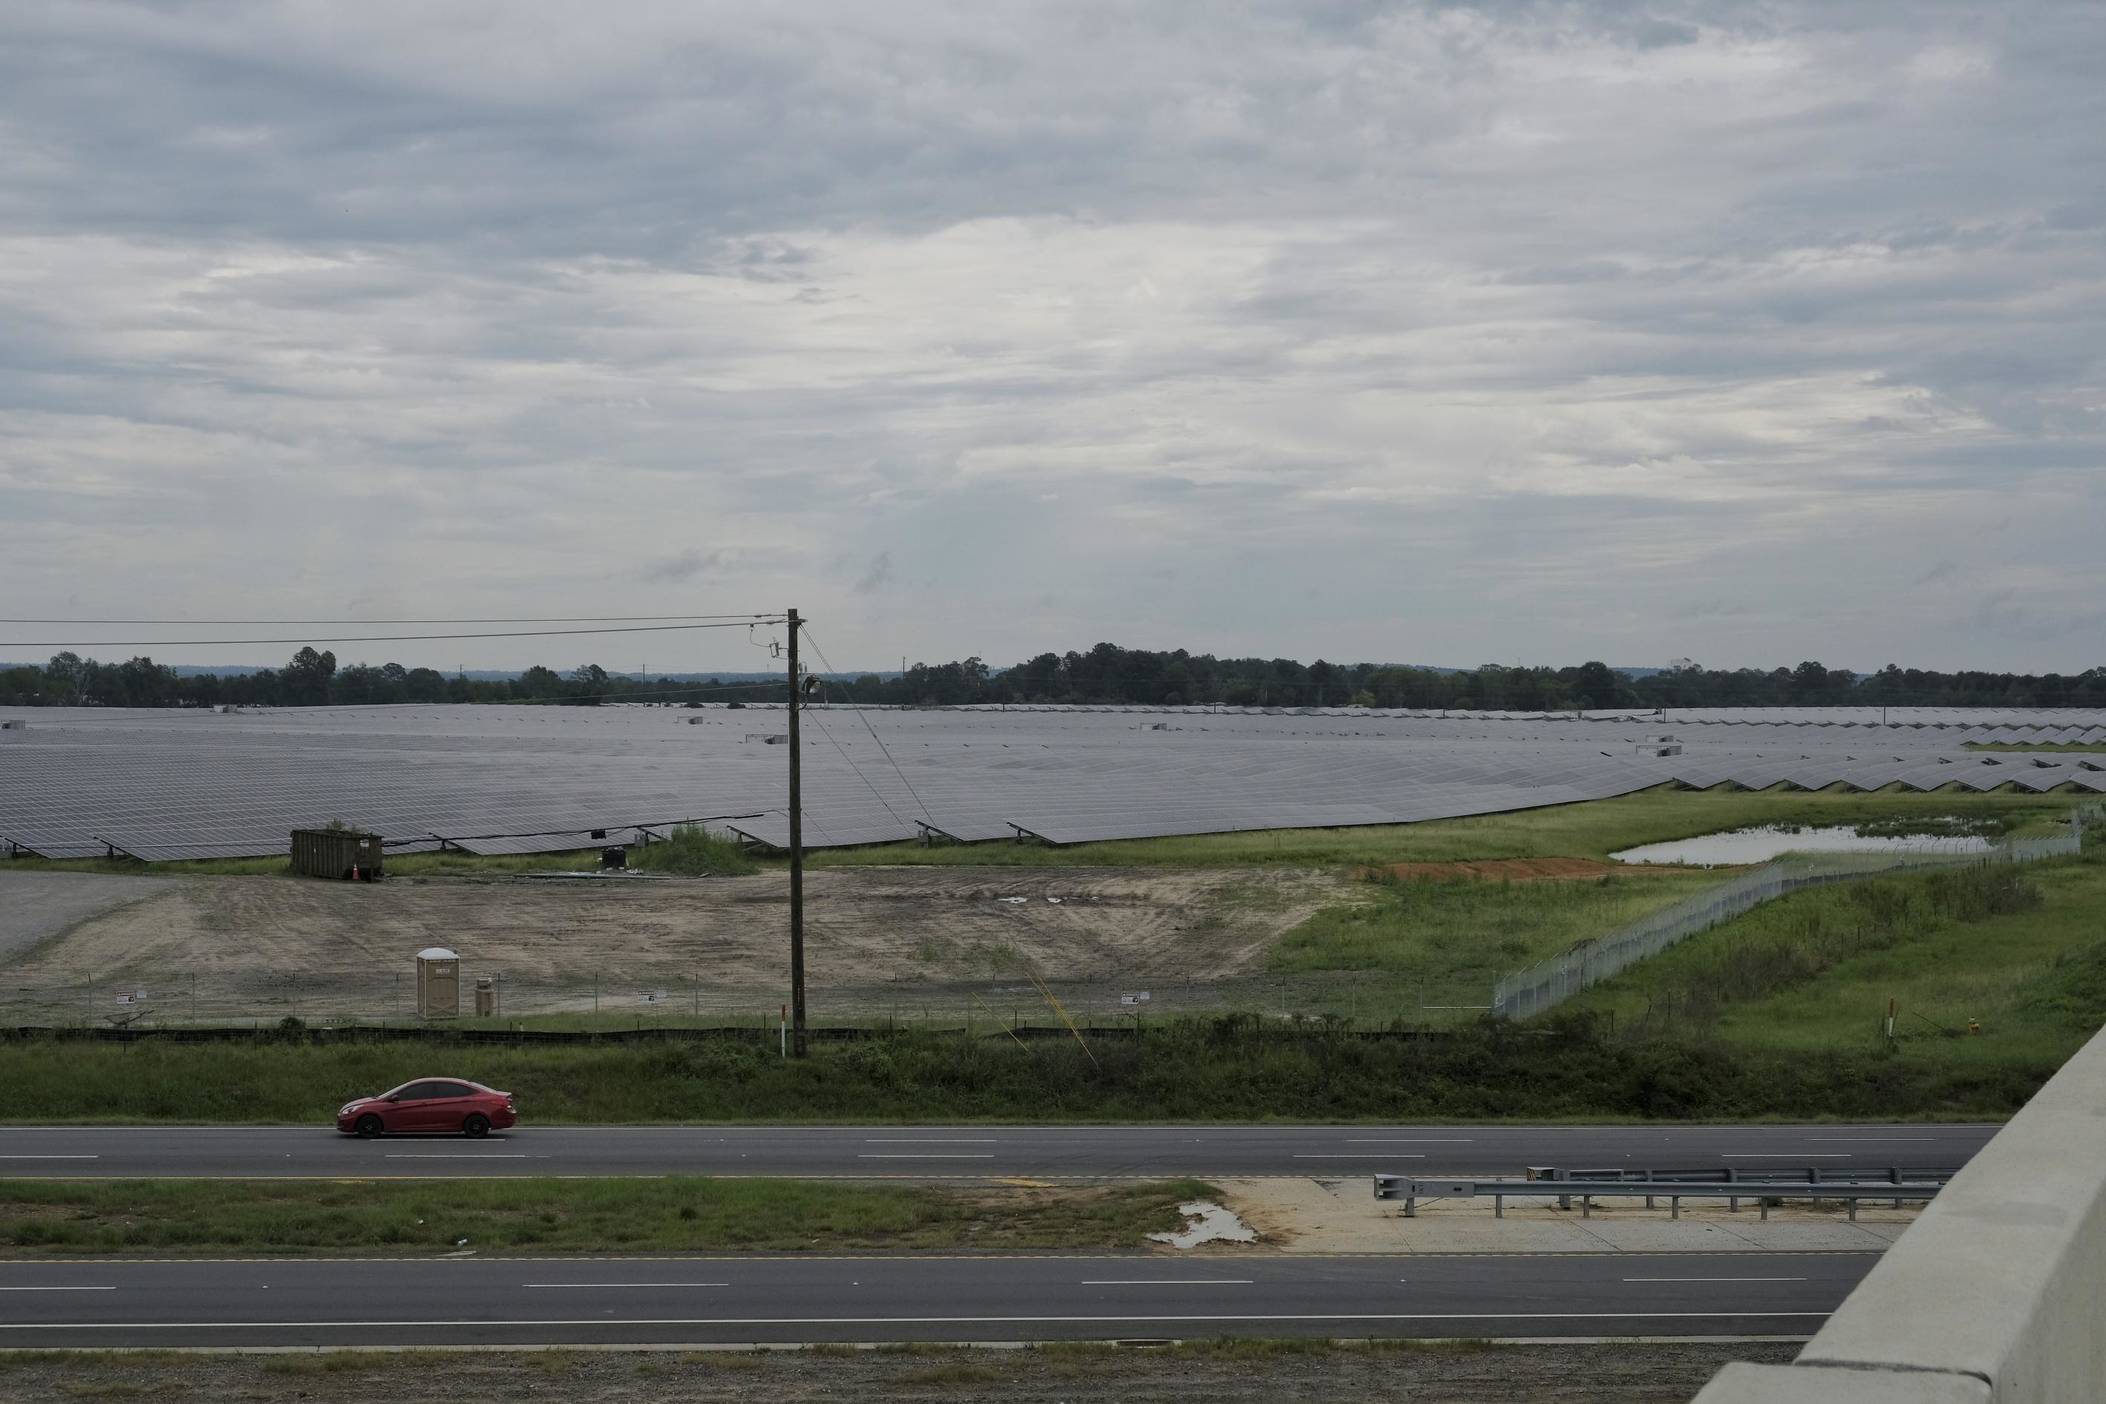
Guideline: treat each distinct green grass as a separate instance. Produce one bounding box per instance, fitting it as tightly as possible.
[0,1016,2066,1122]
[1564,852,2106,1063]
[1269,867,1727,1018]
[806,789,2078,869]
[0,1176,1215,1255]
[628,824,761,876]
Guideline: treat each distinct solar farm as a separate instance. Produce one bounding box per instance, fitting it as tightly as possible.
[3,702,2104,862]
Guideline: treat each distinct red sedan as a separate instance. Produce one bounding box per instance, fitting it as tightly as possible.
[336,1079,516,1139]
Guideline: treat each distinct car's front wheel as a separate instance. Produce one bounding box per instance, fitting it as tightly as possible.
[355,1114,384,1140]
[463,1113,490,1138]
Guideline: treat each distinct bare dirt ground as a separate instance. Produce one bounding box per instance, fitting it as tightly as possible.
[2,867,1351,1023]
[0,1340,1797,1403]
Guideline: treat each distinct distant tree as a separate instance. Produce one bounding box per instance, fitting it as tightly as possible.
[1570,661,1623,709]
[282,647,337,706]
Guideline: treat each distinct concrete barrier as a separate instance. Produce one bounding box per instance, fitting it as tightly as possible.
[1692,1023,2106,1403]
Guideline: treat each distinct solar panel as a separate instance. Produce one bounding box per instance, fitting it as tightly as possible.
[3,702,2102,860]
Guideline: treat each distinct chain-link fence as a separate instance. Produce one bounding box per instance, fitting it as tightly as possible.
[1491,807,2101,1020]
[0,967,1341,1032]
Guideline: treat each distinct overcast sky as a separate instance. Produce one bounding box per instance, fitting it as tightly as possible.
[2,1,2100,675]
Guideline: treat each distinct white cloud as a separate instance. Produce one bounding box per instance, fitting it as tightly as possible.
[0,1,2100,672]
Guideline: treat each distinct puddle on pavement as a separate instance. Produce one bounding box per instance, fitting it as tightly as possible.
[1612,823,1993,867]
[1149,1200,1258,1249]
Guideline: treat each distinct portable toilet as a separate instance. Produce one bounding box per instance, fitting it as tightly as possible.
[416,947,460,1018]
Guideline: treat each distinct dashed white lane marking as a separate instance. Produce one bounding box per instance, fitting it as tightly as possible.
[1624,1278,1809,1284]
[1720,1154,1852,1159]
[862,1139,999,1144]
[1292,1155,1424,1160]
[0,1310,1839,1330]
[0,1286,115,1292]
[384,1155,534,1160]
[1345,1139,1473,1144]
[0,1156,98,1160]
[1082,1280,1254,1286]
[520,1288,732,1296]
[856,1155,995,1160]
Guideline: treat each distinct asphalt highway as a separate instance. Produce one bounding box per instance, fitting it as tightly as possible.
[0,1123,1997,1179]
[0,1251,1871,1348]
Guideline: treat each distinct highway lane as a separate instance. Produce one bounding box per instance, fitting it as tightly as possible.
[0,1251,1870,1348]
[0,1123,1997,1179]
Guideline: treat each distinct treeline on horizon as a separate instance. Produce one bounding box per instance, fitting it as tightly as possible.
[5,643,2105,712]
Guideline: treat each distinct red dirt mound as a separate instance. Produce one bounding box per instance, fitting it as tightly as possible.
[1364,857,1632,882]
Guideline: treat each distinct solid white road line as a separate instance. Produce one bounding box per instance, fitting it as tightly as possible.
[1623,1278,1809,1284]
[863,1139,998,1143]
[0,1287,115,1292]
[1720,1154,1853,1158]
[0,1156,98,1160]
[524,1283,729,1290]
[1082,1281,1254,1286]
[856,1155,995,1160]
[1806,1138,1934,1143]
[383,1155,532,1160]
[1291,1155,1425,1160]
[1345,1139,1473,1143]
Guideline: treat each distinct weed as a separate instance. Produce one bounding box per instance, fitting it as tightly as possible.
[893,1361,1003,1386]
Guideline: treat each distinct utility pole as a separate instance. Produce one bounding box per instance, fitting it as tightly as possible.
[787,607,807,1057]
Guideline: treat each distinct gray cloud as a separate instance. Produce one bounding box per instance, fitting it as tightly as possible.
[636,549,722,585]
[855,552,895,595]
[0,1,2100,673]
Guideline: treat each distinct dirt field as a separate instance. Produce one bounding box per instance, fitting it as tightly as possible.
[0,867,1352,1024]
[0,1340,1796,1403]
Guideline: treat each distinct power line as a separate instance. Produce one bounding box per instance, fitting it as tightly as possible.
[0,620,786,648]
[799,624,934,824]
[0,614,776,625]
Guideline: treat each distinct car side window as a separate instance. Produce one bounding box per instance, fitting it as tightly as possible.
[430,1082,474,1099]
[397,1082,439,1101]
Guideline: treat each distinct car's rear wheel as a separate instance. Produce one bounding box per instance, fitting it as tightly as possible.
[463,1113,490,1139]
[355,1114,383,1140]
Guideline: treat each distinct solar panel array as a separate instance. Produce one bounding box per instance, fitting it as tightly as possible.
[2,703,2103,860]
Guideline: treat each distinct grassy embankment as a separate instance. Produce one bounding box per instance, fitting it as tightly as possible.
[805,788,2077,867]
[0,1177,1212,1256]
[0,1337,1775,1404]
[1562,851,2106,1066]
[0,1009,2070,1122]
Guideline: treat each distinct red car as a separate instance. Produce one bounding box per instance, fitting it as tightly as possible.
[336,1079,516,1139]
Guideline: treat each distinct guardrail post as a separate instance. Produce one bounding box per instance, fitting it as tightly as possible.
[1494,1193,1503,1219]
[1671,1195,1681,1221]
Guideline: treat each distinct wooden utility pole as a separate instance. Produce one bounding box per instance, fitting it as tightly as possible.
[787,607,807,1057]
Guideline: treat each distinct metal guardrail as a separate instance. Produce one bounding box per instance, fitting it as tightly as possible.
[1524,1163,1960,1187]
[1492,802,2102,1019]
[1375,1173,1945,1222]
